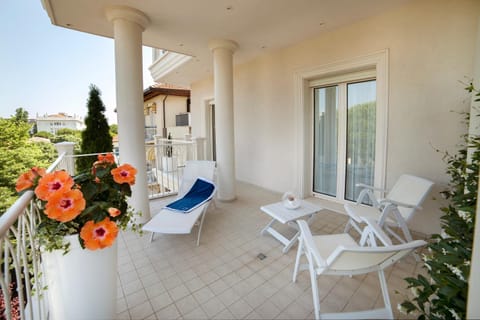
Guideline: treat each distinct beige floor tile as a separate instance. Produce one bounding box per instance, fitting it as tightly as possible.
[144,283,167,301]
[244,287,269,309]
[184,276,206,293]
[183,306,209,320]
[169,283,190,301]
[125,289,148,309]
[213,307,236,319]
[129,301,155,319]
[229,298,254,319]
[116,310,131,320]
[193,286,216,304]
[217,287,241,307]
[201,296,226,318]
[255,299,283,318]
[150,291,173,312]
[117,181,426,319]
[155,304,181,320]
[175,294,199,316]
[209,278,229,295]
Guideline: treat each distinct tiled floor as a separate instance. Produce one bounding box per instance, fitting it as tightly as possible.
[116,181,425,319]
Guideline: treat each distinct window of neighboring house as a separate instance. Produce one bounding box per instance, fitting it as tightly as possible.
[311,70,378,202]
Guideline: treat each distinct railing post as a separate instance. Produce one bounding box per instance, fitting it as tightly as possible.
[55,142,76,174]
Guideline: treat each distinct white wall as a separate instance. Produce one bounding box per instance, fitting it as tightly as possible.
[191,0,480,234]
[144,95,189,138]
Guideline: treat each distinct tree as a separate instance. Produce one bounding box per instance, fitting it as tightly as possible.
[109,124,118,137]
[78,84,113,172]
[51,128,82,153]
[13,108,28,123]
[34,131,53,140]
[0,118,53,213]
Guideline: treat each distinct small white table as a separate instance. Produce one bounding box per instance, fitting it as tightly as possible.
[260,201,323,253]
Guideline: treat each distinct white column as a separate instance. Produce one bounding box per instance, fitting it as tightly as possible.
[208,39,238,201]
[106,6,150,223]
[467,16,480,320]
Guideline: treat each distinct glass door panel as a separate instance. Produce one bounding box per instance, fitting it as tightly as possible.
[345,80,376,202]
[313,86,338,196]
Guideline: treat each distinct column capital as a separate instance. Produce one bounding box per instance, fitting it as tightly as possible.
[105,5,150,30]
[208,39,238,53]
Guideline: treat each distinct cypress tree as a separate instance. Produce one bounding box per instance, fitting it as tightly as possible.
[77,84,113,172]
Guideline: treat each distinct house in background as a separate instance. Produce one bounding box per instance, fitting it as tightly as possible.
[40,0,480,313]
[143,83,191,141]
[35,112,85,135]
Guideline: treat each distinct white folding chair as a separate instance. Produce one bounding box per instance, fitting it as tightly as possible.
[142,160,216,245]
[344,174,433,245]
[293,218,426,320]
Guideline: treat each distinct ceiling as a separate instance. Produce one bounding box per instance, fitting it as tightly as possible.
[41,0,411,87]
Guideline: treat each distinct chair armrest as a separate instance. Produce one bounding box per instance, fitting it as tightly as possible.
[355,184,387,207]
[356,183,387,193]
[360,217,392,246]
[379,199,420,210]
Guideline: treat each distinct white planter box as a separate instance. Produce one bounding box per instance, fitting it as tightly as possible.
[43,235,117,320]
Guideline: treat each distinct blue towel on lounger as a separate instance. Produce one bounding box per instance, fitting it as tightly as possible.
[165,178,216,213]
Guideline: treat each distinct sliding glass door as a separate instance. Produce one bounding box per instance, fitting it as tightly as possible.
[313,79,377,202]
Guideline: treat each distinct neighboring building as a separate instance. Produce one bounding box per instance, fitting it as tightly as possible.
[36,113,85,135]
[143,83,190,141]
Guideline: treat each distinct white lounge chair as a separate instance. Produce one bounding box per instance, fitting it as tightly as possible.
[293,218,426,320]
[344,174,434,245]
[142,160,216,245]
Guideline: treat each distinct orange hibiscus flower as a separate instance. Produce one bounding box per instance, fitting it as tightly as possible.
[44,189,86,222]
[108,207,121,217]
[80,217,119,250]
[15,167,46,192]
[111,164,137,185]
[97,153,115,164]
[35,170,74,201]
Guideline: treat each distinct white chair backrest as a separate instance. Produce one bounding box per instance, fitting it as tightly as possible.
[326,241,425,274]
[297,220,426,275]
[179,160,216,197]
[386,174,434,220]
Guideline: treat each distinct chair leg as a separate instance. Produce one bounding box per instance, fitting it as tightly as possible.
[307,254,321,320]
[196,208,208,246]
[293,238,304,282]
[345,218,363,236]
[378,270,393,319]
[398,221,420,261]
[150,232,155,242]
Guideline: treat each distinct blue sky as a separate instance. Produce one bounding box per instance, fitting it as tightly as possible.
[0,0,154,124]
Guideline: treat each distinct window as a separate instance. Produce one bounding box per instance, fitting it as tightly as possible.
[312,73,378,202]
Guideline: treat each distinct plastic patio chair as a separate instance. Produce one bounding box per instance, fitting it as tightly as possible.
[142,160,216,246]
[293,218,426,320]
[343,174,434,245]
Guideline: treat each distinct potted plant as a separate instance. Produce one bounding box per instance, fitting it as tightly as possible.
[15,153,139,320]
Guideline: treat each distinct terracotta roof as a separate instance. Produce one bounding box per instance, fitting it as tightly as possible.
[143,83,190,101]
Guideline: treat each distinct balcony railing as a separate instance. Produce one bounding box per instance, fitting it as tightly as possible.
[146,137,201,199]
[0,153,67,320]
[0,138,205,319]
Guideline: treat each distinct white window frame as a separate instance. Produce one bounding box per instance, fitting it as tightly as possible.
[293,50,389,201]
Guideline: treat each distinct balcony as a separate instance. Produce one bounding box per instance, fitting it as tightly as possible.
[1,149,424,320]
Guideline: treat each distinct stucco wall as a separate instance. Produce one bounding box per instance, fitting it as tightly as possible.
[191,0,480,234]
[144,95,189,139]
